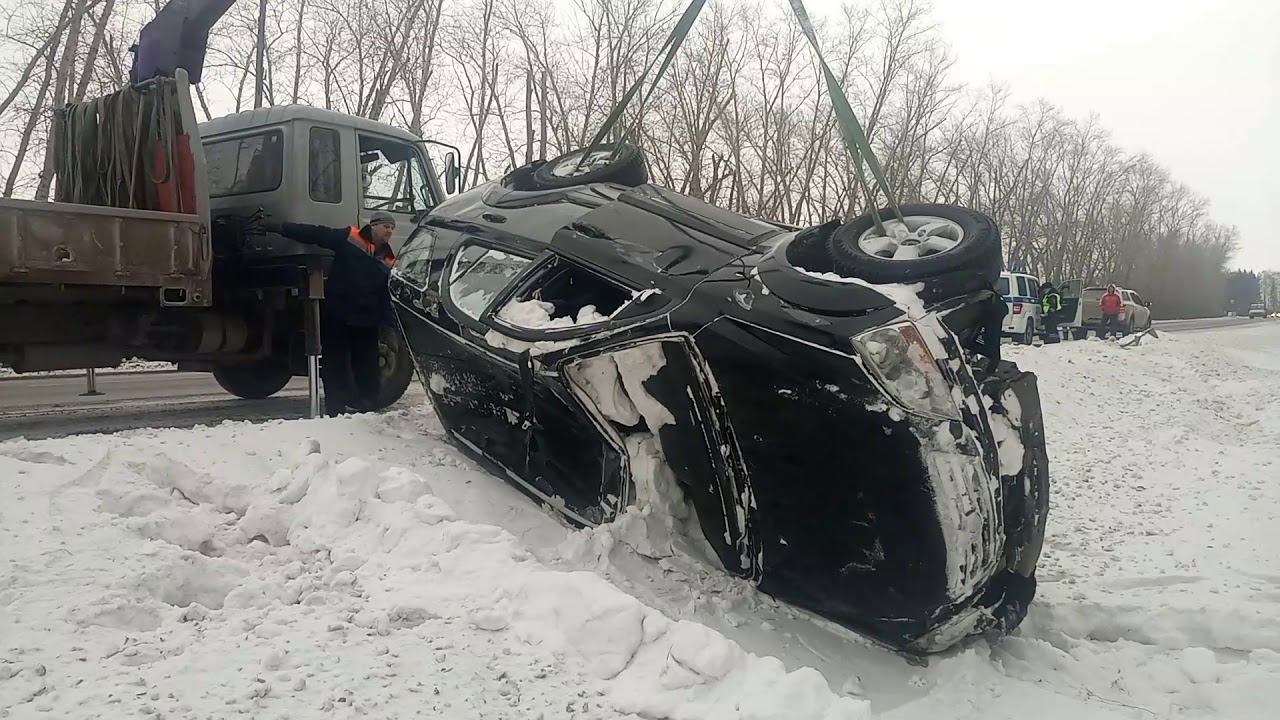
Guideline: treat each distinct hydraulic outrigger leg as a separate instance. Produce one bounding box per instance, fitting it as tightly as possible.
[304,258,324,418]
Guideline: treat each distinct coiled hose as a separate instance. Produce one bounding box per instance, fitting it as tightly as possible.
[54,79,176,211]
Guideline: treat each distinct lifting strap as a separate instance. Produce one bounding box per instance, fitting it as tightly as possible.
[787,0,904,233]
[575,0,708,170]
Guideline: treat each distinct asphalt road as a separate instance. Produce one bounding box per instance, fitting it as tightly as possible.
[0,314,1267,441]
[0,371,314,441]
[1153,316,1273,333]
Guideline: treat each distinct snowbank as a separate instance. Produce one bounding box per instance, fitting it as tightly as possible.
[0,420,865,718]
[4,323,1280,719]
[0,358,175,378]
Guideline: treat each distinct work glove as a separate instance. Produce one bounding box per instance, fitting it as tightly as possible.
[245,208,283,235]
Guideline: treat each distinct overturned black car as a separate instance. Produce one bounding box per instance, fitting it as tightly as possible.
[388,145,1049,653]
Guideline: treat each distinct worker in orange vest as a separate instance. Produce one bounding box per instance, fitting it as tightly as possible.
[260,211,398,415]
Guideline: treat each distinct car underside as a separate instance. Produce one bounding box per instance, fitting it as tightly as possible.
[388,154,1050,653]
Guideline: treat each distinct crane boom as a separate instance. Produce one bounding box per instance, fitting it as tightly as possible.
[130,0,237,85]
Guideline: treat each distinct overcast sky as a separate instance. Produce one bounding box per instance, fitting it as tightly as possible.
[851,0,1279,270]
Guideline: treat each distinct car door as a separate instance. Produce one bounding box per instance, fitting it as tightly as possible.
[484,257,660,524]
[391,232,538,477]
[1120,291,1136,325]
[1129,291,1151,327]
[357,133,439,252]
[1020,276,1042,328]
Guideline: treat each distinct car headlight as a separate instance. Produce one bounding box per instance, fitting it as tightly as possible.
[852,321,961,421]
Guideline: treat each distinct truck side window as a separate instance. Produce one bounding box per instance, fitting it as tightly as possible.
[359,135,438,214]
[308,127,342,203]
[205,131,283,197]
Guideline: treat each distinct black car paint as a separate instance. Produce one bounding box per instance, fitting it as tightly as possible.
[389,179,1048,651]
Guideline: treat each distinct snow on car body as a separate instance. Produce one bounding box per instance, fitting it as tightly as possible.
[388,159,1049,653]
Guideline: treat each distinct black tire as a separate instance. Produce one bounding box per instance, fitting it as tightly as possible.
[828,204,1001,286]
[361,323,413,412]
[529,143,648,190]
[1021,323,1035,346]
[1071,328,1088,341]
[213,361,293,400]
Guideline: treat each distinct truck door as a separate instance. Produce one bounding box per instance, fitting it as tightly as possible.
[357,134,438,252]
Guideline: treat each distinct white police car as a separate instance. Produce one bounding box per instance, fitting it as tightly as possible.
[998,271,1042,344]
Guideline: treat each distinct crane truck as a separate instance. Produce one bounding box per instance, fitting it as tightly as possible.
[0,0,460,413]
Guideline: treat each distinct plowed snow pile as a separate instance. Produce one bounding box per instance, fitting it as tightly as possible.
[3,323,1279,719]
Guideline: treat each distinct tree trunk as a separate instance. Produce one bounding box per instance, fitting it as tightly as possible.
[73,0,117,102]
[254,0,268,108]
[5,44,59,198]
[34,0,89,201]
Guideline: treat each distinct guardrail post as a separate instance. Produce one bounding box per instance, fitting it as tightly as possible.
[81,368,104,396]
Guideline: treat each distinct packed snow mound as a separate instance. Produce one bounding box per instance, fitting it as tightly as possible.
[0,427,866,718]
[3,323,1280,719]
[497,298,609,329]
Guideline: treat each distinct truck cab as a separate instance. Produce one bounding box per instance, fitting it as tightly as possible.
[0,71,459,411]
[199,106,451,255]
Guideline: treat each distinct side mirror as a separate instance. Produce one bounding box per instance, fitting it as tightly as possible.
[444,153,460,195]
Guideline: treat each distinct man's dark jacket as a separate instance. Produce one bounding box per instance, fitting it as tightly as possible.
[279,223,394,327]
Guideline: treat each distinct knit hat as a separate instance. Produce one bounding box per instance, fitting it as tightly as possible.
[367,211,396,228]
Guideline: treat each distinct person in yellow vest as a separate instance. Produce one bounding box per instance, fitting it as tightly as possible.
[260,212,397,415]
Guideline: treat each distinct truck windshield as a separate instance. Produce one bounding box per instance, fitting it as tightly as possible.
[205,130,283,197]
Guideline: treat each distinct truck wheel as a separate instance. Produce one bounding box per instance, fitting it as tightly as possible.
[365,324,413,411]
[213,361,292,400]
[529,143,648,189]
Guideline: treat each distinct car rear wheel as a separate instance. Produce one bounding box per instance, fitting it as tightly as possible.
[529,143,648,190]
[1071,328,1088,341]
[1021,323,1035,345]
[789,204,1002,299]
[213,360,293,400]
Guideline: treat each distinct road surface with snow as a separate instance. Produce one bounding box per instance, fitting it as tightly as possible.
[2,323,1278,719]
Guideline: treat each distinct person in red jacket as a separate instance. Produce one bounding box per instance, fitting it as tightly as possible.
[1099,284,1124,339]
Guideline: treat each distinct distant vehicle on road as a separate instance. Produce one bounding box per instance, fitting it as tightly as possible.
[998,271,1042,344]
[1074,285,1153,338]
[1248,303,1267,319]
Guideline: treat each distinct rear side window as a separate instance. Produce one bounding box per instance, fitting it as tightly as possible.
[448,246,533,321]
[997,277,1011,296]
[309,127,342,203]
[496,259,632,333]
[205,131,283,197]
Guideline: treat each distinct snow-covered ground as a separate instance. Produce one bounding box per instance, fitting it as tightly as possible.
[0,359,175,378]
[3,324,1278,719]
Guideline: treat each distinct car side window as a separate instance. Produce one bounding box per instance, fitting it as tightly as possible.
[1016,277,1031,298]
[394,228,435,289]
[1131,292,1144,305]
[494,258,633,333]
[448,246,533,321]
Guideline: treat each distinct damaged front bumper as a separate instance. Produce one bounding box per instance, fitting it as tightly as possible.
[910,362,1050,653]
